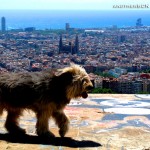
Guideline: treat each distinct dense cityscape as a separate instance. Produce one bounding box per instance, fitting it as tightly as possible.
[0,17,150,94]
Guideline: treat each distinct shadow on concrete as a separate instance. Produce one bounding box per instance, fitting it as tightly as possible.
[0,133,101,148]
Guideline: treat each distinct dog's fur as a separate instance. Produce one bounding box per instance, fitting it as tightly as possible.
[0,64,93,137]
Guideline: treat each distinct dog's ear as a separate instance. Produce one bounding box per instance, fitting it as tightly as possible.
[55,69,73,84]
[55,67,73,77]
[54,69,66,77]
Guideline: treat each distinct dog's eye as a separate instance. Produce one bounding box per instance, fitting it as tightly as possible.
[81,79,85,84]
[82,79,86,84]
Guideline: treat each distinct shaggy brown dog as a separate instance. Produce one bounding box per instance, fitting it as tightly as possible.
[0,64,93,137]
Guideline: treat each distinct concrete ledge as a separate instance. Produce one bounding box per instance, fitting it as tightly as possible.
[0,94,150,150]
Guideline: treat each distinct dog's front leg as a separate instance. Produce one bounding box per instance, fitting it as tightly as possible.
[52,110,69,137]
[36,111,55,138]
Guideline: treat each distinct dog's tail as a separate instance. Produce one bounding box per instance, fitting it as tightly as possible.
[0,99,4,116]
[0,105,4,116]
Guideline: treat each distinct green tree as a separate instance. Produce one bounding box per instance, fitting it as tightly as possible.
[94,71,115,78]
[137,91,150,94]
[91,87,115,94]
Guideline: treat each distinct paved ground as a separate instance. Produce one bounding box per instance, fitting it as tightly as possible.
[0,94,150,150]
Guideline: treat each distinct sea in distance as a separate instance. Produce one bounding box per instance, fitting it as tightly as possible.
[0,10,150,30]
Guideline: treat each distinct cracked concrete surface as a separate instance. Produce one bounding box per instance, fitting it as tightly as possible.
[0,94,150,150]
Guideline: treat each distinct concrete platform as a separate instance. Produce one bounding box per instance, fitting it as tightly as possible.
[0,94,150,150]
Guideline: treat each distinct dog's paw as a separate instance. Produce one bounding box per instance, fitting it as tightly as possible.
[15,127,26,135]
[59,124,69,137]
[6,125,26,135]
[38,131,55,138]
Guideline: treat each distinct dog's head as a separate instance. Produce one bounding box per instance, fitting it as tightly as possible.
[55,64,93,100]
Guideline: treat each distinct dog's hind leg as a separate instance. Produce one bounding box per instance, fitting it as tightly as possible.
[36,111,55,138]
[52,111,69,137]
[5,109,26,135]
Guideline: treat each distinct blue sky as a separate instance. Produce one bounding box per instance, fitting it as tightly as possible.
[0,0,149,10]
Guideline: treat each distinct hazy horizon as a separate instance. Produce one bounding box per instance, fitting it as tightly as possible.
[0,9,150,30]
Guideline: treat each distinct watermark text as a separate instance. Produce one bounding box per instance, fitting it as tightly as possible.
[113,4,149,9]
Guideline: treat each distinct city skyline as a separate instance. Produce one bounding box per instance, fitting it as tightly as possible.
[0,0,150,10]
[0,27,150,93]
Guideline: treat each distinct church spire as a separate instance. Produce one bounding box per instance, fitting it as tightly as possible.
[59,34,63,53]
